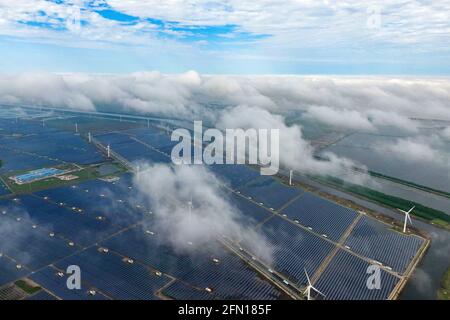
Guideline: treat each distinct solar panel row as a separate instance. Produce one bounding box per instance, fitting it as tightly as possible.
[0,214,78,270]
[0,254,29,287]
[257,216,335,285]
[29,266,109,300]
[162,281,214,300]
[53,247,171,300]
[314,250,400,300]
[281,192,358,241]
[345,216,424,273]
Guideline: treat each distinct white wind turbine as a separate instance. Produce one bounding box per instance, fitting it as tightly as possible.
[398,206,415,233]
[188,197,193,220]
[304,268,325,300]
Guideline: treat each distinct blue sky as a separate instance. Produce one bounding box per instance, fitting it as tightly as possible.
[0,0,450,74]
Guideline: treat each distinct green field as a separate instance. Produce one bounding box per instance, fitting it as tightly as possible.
[312,175,450,228]
[15,280,41,295]
[437,267,450,300]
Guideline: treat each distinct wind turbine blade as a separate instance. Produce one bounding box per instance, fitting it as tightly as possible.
[408,206,415,214]
[397,208,407,214]
[407,213,413,224]
[311,286,326,298]
[304,268,311,285]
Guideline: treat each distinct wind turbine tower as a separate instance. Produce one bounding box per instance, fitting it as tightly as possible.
[398,206,415,233]
[303,268,325,300]
[188,197,193,220]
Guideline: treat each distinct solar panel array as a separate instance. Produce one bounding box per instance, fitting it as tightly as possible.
[29,266,110,300]
[238,176,302,210]
[162,281,213,300]
[0,180,10,196]
[281,192,358,241]
[345,216,424,273]
[0,115,427,300]
[100,226,282,300]
[0,214,78,270]
[0,120,104,172]
[0,254,28,286]
[94,129,172,164]
[258,216,335,285]
[314,250,400,300]
[53,247,172,300]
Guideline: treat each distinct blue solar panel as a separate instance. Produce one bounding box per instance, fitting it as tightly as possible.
[178,250,282,300]
[0,130,104,166]
[94,132,133,146]
[131,131,177,150]
[238,176,302,210]
[1,195,68,221]
[0,214,78,270]
[314,250,400,300]
[209,164,262,189]
[162,281,214,300]
[0,180,10,196]
[258,216,335,285]
[54,247,171,300]
[122,127,161,136]
[281,192,358,241]
[101,226,200,278]
[112,141,171,164]
[228,193,273,226]
[102,226,282,300]
[345,216,424,274]
[0,149,61,173]
[29,266,110,300]
[1,196,124,247]
[0,255,29,287]
[46,212,123,247]
[35,178,150,228]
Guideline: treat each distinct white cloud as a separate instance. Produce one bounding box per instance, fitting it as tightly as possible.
[217,104,364,178]
[1,0,450,58]
[106,0,450,46]
[441,127,450,140]
[1,73,450,125]
[133,163,274,261]
[374,137,450,166]
[304,105,376,131]
[1,72,449,180]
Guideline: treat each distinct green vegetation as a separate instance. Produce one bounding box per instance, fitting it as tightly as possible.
[437,267,450,300]
[311,175,450,228]
[15,280,41,295]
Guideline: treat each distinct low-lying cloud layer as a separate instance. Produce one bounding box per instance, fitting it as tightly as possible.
[1,71,449,178]
[2,72,449,123]
[132,163,274,261]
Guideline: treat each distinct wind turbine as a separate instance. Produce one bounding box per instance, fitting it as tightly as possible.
[398,206,415,233]
[303,268,325,300]
[188,197,193,220]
